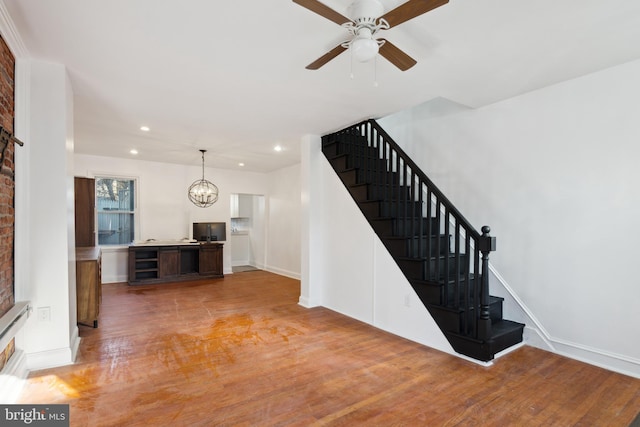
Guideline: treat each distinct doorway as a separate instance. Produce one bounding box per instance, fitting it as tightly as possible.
[230,193,265,273]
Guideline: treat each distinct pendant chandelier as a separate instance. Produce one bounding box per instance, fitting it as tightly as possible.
[188,149,218,208]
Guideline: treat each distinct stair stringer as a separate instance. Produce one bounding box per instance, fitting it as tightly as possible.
[313,153,483,361]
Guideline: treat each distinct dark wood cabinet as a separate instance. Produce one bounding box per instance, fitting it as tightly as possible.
[159,247,179,278]
[74,177,95,247]
[199,243,223,275]
[128,243,223,284]
[76,246,101,327]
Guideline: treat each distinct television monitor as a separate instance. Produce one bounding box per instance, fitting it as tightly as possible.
[193,222,226,242]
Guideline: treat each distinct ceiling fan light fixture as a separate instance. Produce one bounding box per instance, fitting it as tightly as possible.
[351,29,379,62]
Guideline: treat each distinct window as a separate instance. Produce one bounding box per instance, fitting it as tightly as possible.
[96,177,136,245]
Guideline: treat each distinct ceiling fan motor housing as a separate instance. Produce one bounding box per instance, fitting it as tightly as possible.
[348,0,384,25]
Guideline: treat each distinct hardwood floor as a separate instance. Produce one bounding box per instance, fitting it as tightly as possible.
[19,271,640,426]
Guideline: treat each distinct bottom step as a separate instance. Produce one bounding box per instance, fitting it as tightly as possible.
[444,319,525,362]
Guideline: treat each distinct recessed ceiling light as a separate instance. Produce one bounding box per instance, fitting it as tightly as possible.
[238,162,245,167]
[130,149,139,155]
[274,145,283,152]
[140,126,150,132]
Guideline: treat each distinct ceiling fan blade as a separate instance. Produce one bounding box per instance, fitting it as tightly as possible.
[306,44,348,70]
[379,0,448,28]
[292,0,353,25]
[378,39,417,71]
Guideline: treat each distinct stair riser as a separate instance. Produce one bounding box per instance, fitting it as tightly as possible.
[444,324,524,362]
[359,201,422,218]
[335,164,402,188]
[323,139,377,158]
[322,141,340,157]
[371,217,440,237]
[383,235,450,258]
[429,299,503,335]
[328,155,348,171]
[398,255,468,281]
[349,184,411,203]
[354,169,399,186]
[414,279,478,306]
[351,157,387,173]
[330,154,387,173]
[338,169,359,186]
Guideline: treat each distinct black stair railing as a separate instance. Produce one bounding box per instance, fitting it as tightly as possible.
[324,119,496,341]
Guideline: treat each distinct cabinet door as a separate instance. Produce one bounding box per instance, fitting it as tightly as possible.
[238,194,253,217]
[230,194,239,217]
[74,177,95,247]
[159,247,179,278]
[199,244,223,276]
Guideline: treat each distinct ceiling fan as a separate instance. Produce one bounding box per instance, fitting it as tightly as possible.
[293,0,448,71]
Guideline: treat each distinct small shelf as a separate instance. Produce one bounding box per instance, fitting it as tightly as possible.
[135,271,158,280]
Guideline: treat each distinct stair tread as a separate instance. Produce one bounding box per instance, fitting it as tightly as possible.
[411,275,478,285]
[445,319,524,343]
[383,234,448,241]
[398,254,463,261]
[371,216,438,221]
[490,319,525,338]
[428,295,504,312]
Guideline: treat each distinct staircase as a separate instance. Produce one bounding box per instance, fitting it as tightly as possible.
[322,119,524,362]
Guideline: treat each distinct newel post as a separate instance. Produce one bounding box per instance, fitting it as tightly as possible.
[478,225,496,340]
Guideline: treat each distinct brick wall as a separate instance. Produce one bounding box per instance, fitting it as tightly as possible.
[0,34,16,371]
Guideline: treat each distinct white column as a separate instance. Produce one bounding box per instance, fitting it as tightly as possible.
[15,59,78,370]
[299,134,323,307]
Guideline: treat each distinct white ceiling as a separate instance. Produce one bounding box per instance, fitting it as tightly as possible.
[4,0,640,172]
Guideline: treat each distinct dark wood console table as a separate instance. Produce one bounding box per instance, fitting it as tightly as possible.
[128,242,223,285]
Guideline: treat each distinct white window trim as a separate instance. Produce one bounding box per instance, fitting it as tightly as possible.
[91,173,140,246]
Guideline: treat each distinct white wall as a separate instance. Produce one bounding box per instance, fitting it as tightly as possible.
[302,135,455,355]
[74,154,303,282]
[14,59,79,370]
[249,195,266,269]
[378,59,640,377]
[265,163,301,279]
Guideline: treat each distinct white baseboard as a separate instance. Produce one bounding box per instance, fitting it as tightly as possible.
[70,327,80,362]
[0,349,28,403]
[298,296,320,308]
[102,274,127,284]
[533,337,640,379]
[26,347,75,371]
[264,266,300,280]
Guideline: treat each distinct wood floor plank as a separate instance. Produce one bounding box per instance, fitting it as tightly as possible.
[18,271,640,426]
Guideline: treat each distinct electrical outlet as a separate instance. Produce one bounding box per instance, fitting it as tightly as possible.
[37,306,51,322]
[404,295,411,308]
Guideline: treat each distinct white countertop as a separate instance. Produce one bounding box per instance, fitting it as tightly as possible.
[132,239,198,246]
